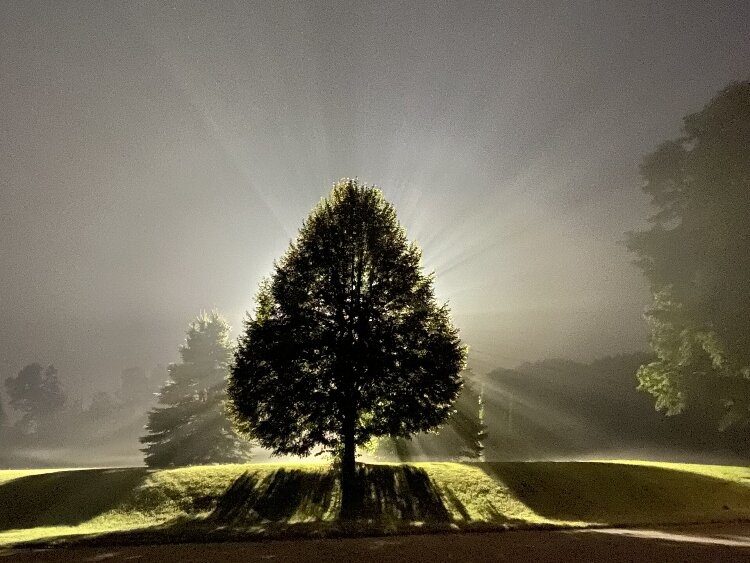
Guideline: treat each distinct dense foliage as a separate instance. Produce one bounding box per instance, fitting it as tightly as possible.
[141,312,251,467]
[627,81,750,428]
[228,179,466,515]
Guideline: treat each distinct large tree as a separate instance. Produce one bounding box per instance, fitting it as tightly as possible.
[627,81,750,428]
[4,363,65,434]
[228,179,466,517]
[141,311,251,467]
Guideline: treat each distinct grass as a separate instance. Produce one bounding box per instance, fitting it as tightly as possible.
[1,460,750,548]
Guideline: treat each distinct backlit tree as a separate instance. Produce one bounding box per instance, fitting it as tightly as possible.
[228,179,466,517]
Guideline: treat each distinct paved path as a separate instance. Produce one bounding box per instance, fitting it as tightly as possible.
[3,523,750,562]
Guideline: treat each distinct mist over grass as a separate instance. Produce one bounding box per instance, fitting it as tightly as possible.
[4,352,750,469]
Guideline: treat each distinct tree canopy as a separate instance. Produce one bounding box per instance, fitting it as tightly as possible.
[4,363,65,434]
[141,311,251,467]
[228,179,466,516]
[627,81,750,428]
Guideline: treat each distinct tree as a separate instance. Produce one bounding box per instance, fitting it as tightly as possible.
[376,371,486,461]
[140,311,252,467]
[447,372,486,460]
[228,179,466,518]
[4,363,65,434]
[627,81,750,429]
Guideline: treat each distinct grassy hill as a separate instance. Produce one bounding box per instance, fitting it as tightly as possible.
[1,460,750,548]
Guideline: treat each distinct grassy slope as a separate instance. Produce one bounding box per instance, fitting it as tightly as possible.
[1,460,750,547]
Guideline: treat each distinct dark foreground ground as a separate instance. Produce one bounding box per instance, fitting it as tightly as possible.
[3,523,750,562]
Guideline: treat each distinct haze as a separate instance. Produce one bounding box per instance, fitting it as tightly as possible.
[1,1,748,399]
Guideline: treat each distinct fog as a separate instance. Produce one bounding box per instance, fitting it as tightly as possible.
[1,1,748,466]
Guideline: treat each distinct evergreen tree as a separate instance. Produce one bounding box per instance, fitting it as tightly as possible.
[228,179,466,518]
[141,311,251,467]
[449,373,487,460]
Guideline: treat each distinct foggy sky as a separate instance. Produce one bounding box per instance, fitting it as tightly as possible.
[1,1,748,401]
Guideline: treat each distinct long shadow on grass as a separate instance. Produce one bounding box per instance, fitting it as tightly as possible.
[210,464,454,524]
[211,467,337,522]
[0,468,150,530]
[475,462,750,523]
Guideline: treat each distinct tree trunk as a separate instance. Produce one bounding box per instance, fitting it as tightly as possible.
[340,417,357,520]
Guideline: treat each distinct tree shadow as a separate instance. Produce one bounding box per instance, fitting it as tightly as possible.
[209,464,456,524]
[356,464,452,521]
[475,461,750,524]
[0,468,150,530]
[211,467,337,523]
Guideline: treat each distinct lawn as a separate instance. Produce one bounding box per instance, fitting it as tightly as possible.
[1,460,750,548]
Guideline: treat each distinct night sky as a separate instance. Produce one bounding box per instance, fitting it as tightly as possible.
[1,1,748,400]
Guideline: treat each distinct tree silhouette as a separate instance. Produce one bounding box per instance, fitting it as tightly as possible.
[627,81,750,428]
[228,179,466,518]
[4,363,65,434]
[141,311,251,467]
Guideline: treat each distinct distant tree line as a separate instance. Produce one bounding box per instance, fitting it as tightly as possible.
[7,350,748,467]
[0,359,164,467]
[478,353,750,461]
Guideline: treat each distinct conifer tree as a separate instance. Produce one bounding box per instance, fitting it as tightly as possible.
[141,311,251,467]
[450,373,487,460]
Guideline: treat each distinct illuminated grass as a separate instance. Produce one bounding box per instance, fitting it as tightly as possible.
[0,468,73,485]
[1,460,750,547]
